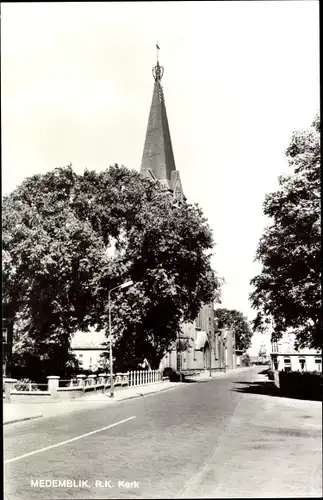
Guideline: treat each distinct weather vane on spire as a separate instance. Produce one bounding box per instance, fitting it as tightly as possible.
[156,41,160,62]
[153,41,164,82]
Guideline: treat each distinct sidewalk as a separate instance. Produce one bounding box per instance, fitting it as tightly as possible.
[186,366,252,382]
[3,380,181,425]
[179,368,322,498]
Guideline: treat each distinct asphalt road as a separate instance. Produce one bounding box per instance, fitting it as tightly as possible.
[4,367,322,499]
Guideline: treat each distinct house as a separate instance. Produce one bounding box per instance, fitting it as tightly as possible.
[70,328,108,372]
[270,333,321,372]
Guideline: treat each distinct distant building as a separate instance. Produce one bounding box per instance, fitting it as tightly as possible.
[159,323,237,373]
[70,328,108,372]
[270,333,321,373]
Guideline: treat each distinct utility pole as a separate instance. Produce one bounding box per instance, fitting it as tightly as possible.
[108,280,133,397]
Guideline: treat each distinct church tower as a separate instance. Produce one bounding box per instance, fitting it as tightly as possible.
[140,46,221,374]
[140,45,184,199]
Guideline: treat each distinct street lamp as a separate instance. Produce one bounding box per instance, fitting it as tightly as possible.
[108,280,133,397]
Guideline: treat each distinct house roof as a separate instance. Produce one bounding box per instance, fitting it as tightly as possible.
[70,328,107,349]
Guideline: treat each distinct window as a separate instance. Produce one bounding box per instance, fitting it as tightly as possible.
[2,328,8,343]
[315,358,322,372]
[272,355,278,370]
[283,357,291,373]
[299,358,306,372]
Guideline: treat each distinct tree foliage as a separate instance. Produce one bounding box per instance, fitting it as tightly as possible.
[250,115,321,350]
[3,165,220,377]
[214,308,253,352]
[258,343,267,362]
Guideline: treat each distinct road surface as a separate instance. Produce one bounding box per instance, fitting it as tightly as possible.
[4,367,322,499]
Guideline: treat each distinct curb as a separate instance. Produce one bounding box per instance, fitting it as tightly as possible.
[118,384,181,401]
[108,383,181,403]
[4,413,43,426]
[3,385,179,424]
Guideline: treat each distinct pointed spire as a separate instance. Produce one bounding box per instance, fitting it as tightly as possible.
[140,45,184,198]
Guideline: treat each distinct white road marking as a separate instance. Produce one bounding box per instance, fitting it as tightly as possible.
[5,415,136,464]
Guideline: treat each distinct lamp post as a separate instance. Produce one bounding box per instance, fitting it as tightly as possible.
[108,280,133,397]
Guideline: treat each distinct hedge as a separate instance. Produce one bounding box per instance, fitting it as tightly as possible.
[279,371,322,401]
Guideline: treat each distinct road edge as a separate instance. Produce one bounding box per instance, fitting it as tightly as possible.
[4,413,43,426]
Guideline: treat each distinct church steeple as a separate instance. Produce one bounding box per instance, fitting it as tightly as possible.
[140,44,184,198]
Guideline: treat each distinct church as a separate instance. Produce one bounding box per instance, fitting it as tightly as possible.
[139,47,237,374]
[71,47,237,374]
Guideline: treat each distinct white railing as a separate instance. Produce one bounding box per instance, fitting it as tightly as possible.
[127,369,162,387]
[12,382,48,392]
[8,369,164,399]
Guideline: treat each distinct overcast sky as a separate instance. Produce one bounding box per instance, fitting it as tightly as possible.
[2,2,319,355]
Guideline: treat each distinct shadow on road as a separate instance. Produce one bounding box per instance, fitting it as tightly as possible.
[231,380,321,402]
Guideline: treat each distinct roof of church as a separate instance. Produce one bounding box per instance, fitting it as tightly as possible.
[140,48,184,197]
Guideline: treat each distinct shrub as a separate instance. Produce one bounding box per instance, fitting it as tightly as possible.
[162,367,185,382]
[14,378,40,392]
[242,353,251,366]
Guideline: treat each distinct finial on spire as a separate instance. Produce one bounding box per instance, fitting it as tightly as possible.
[152,41,164,82]
[156,41,160,62]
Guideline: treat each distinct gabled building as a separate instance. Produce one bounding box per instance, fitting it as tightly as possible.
[69,47,237,375]
[71,328,107,372]
[271,333,321,373]
[140,48,236,373]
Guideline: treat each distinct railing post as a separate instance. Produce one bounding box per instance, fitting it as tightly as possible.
[76,374,87,388]
[88,374,97,387]
[47,376,60,397]
[98,373,107,385]
[124,372,129,387]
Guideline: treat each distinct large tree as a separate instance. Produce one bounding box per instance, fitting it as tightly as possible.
[250,115,321,350]
[3,164,220,378]
[214,308,253,352]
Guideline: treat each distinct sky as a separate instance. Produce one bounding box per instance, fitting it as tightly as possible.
[1,2,319,355]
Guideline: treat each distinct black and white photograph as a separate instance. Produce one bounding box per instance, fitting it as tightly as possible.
[2,1,321,499]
